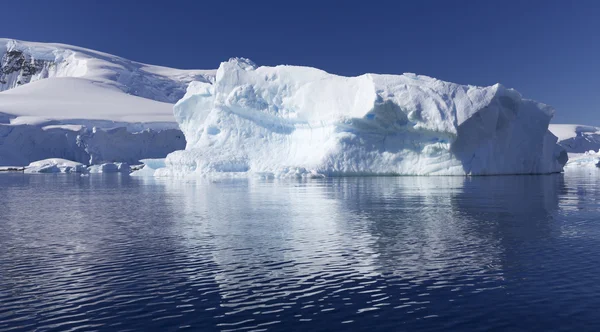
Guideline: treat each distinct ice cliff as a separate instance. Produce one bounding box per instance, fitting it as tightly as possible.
[156,58,567,177]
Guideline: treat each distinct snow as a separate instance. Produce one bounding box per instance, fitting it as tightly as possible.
[42,124,85,132]
[0,166,23,172]
[157,58,567,177]
[0,38,215,103]
[549,124,600,154]
[2,78,179,128]
[0,38,215,166]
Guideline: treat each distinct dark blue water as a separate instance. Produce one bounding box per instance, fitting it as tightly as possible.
[1,171,600,331]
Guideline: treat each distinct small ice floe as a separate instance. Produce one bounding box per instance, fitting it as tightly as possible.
[130,158,166,177]
[23,158,132,174]
[24,158,86,173]
[0,166,25,172]
[87,162,131,173]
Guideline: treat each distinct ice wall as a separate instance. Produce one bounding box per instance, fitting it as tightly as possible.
[0,124,185,166]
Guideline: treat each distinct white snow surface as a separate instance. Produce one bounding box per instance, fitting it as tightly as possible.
[0,38,214,128]
[157,58,567,177]
[0,38,213,166]
[2,78,179,128]
[0,38,215,103]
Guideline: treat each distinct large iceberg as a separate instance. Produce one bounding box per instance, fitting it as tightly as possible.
[157,58,567,177]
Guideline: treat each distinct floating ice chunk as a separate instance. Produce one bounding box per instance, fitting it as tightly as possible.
[563,149,600,168]
[25,158,86,173]
[87,162,130,173]
[130,158,166,177]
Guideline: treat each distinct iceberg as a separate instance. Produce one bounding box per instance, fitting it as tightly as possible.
[87,162,130,173]
[24,158,86,173]
[563,150,600,168]
[130,158,166,177]
[157,58,567,177]
[23,158,131,173]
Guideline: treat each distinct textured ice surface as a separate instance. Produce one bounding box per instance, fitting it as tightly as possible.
[157,58,567,177]
[130,158,167,177]
[25,158,86,173]
[0,124,185,166]
[87,163,130,173]
[23,158,131,173]
[563,150,600,168]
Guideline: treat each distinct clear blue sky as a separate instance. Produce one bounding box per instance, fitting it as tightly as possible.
[2,0,599,125]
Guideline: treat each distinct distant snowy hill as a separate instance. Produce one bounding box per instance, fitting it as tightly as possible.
[0,38,216,166]
[548,124,600,167]
[549,124,600,153]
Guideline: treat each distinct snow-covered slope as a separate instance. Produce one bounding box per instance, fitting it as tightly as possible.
[0,39,215,103]
[155,58,567,177]
[1,78,179,128]
[548,124,600,168]
[549,124,600,153]
[0,38,216,166]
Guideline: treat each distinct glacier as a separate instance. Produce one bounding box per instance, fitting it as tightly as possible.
[155,58,567,177]
[0,38,215,166]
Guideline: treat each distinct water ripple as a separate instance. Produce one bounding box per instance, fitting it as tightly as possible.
[1,171,600,331]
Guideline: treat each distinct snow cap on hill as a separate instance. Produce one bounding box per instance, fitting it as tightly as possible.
[0,38,215,166]
[549,124,600,154]
[157,58,567,177]
[0,38,216,127]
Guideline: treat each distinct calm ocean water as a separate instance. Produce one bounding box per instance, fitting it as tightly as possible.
[1,171,600,331]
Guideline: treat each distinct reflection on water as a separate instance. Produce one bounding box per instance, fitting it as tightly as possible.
[1,171,600,331]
